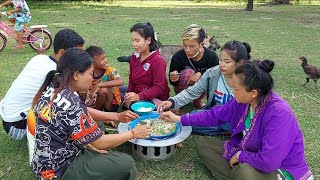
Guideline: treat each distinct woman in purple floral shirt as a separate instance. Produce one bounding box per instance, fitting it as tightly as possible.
[160,60,313,180]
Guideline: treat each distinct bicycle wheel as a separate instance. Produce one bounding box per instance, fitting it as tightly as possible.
[0,33,7,52]
[27,29,52,51]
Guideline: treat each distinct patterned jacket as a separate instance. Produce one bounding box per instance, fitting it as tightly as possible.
[180,91,312,180]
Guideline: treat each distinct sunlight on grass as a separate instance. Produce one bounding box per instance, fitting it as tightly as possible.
[78,0,320,8]
[81,0,247,8]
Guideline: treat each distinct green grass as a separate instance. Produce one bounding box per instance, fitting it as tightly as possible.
[0,1,320,179]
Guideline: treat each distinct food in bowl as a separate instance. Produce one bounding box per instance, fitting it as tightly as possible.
[137,107,153,112]
[137,118,177,136]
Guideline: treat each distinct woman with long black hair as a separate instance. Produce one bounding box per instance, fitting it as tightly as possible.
[31,48,151,180]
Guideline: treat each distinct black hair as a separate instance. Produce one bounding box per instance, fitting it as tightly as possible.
[221,40,251,62]
[235,60,275,98]
[33,48,93,106]
[53,29,85,54]
[197,27,207,43]
[130,22,160,52]
[85,46,105,58]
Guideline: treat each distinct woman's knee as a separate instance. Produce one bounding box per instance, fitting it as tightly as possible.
[196,138,222,160]
[102,88,114,98]
[196,138,208,152]
[120,153,136,169]
[114,153,137,179]
[231,163,258,180]
[98,88,110,96]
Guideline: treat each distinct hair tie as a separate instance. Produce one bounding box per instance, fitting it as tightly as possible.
[55,72,60,76]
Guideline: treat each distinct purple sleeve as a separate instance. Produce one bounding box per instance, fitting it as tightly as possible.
[238,107,297,173]
[138,57,168,100]
[181,99,237,127]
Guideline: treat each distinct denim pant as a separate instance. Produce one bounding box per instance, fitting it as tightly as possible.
[191,109,231,136]
[192,123,230,136]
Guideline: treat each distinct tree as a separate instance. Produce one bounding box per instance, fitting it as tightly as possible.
[245,0,253,11]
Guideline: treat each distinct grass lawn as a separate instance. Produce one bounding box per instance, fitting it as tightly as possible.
[0,1,320,179]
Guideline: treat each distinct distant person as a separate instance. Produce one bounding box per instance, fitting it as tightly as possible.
[124,22,170,109]
[0,0,31,49]
[83,46,124,112]
[169,24,219,113]
[31,48,151,180]
[159,40,251,135]
[160,60,314,180]
[0,29,84,140]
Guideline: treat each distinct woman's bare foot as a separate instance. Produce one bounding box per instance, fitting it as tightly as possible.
[14,44,25,49]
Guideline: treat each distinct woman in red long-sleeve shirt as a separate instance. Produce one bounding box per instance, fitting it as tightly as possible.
[124,22,170,108]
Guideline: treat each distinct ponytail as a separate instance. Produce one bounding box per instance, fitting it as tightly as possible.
[32,48,93,108]
[32,70,59,107]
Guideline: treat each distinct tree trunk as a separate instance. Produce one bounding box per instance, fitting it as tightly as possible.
[245,0,254,11]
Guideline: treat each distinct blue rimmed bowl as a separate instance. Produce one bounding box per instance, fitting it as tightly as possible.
[129,113,180,140]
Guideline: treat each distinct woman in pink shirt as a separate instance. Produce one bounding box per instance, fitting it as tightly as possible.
[124,22,170,108]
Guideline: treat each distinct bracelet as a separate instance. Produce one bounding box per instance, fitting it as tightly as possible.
[131,129,136,139]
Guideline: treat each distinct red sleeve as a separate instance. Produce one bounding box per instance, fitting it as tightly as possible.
[138,56,167,100]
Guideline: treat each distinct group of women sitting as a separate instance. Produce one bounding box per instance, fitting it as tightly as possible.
[30,22,313,180]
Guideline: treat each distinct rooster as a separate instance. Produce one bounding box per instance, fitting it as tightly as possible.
[298,56,320,90]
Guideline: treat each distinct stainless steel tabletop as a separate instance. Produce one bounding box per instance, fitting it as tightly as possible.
[118,122,192,147]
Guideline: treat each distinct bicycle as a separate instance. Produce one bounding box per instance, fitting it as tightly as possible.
[0,12,52,52]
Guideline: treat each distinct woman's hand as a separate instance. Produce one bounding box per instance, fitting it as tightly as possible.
[157,101,172,111]
[116,110,139,123]
[160,111,181,123]
[6,11,12,16]
[85,144,108,154]
[187,72,201,86]
[229,151,241,168]
[124,92,140,102]
[132,125,151,139]
[169,70,180,82]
